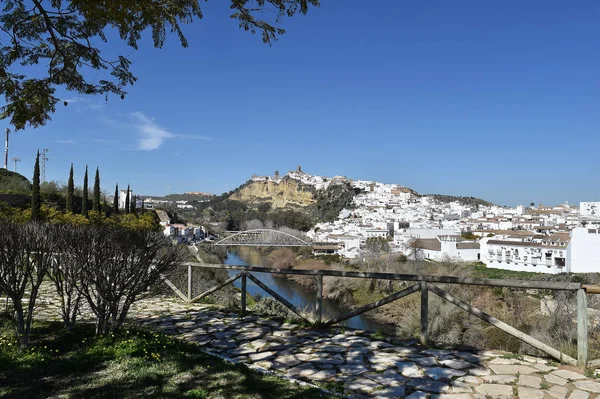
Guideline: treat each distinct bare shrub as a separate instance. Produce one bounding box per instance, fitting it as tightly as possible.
[322,263,355,307]
[73,225,186,334]
[251,295,300,321]
[268,248,296,270]
[0,222,55,347]
[291,259,328,290]
[49,224,82,330]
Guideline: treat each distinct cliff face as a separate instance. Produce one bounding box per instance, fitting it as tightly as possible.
[229,177,317,209]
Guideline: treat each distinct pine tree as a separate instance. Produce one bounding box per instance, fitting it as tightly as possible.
[93,167,101,212]
[125,184,130,215]
[113,183,119,215]
[31,151,41,221]
[66,164,74,213]
[130,195,137,214]
[82,166,88,217]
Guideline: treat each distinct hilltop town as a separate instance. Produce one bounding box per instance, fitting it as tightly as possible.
[143,166,600,275]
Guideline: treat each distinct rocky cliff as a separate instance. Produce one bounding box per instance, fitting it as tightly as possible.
[229,176,317,209]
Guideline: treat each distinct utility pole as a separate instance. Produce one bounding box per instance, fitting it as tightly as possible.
[11,157,21,172]
[3,128,10,169]
[40,148,49,183]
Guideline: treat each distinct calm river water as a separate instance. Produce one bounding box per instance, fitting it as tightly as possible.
[224,247,392,332]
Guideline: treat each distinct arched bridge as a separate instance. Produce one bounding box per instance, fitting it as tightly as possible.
[214,229,311,247]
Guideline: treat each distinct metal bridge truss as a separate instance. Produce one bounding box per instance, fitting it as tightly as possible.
[214,229,310,247]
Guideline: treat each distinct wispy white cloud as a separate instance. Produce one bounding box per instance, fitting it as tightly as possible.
[129,111,212,151]
[130,111,175,151]
[56,139,76,144]
[176,134,213,141]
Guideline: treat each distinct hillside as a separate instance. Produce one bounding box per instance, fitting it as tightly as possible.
[0,169,31,194]
[426,194,494,207]
[229,176,317,209]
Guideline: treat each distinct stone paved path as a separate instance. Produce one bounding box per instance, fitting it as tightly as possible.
[34,290,600,399]
[127,296,600,399]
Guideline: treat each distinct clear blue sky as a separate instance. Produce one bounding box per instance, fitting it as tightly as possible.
[6,1,599,206]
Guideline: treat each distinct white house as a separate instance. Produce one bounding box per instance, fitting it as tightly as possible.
[581,202,600,219]
[118,189,133,209]
[413,235,480,262]
[480,228,600,274]
[567,227,600,273]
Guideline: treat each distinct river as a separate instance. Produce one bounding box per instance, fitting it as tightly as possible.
[225,247,393,332]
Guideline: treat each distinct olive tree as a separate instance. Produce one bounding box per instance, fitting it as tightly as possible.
[0,222,56,347]
[73,225,186,334]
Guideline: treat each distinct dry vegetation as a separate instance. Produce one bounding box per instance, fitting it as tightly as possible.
[266,249,600,358]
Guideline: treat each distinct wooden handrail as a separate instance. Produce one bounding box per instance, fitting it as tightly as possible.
[183,262,583,291]
[582,284,600,294]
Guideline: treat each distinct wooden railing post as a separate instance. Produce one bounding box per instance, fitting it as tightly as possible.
[420,280,428,346]
[316,273,323,324]
[241,271,247,315]
[577,288,588,367]
[187,264,192,302]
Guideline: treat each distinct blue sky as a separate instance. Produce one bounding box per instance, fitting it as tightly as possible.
[5,1,599,206]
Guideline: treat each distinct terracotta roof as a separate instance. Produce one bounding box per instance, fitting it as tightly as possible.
[414,238,441,251]
[155,209,171,223]
[473,230,534,236]
[457,242,480,250]
[487,240,541,247]
[545,232,571,242]
[313,245,340,251]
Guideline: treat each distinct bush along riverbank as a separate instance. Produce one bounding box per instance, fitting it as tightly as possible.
[263,249,600,360]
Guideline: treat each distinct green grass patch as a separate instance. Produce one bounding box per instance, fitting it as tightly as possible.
[470,264,544,279]
[0,321,326,398]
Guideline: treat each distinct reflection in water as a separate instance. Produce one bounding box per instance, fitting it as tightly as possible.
[225,247,392,332]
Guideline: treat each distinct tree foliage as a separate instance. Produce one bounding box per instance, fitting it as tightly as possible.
[92,167,100,212]
[81,166,88,217]
[125,184,130,215]
[0,0,319,130]
[0,168,31,193]
[66,163,74,212]
[113,183,119,215]
[30,150,40,220]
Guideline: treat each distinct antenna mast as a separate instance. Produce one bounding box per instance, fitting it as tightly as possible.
[3,128,10,169]
[11,157,21,172]
[40,148,50,182]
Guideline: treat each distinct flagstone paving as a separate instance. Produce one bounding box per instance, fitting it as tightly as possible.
[34,291,600,399]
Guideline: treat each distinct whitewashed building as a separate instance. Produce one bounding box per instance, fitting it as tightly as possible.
[480,228,600,274]
[413,235,480,262]
[581,202,600,219]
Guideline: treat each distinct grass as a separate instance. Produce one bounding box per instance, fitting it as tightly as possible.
[470,264,543,279]
[0,321,327,399]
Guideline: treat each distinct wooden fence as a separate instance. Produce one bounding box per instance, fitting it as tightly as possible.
[165,262,600,368]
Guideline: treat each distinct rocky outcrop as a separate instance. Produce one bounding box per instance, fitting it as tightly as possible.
[229,177,317,209]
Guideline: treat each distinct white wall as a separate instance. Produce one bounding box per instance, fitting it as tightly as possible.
[580,202,600,218]
[568,227,600,273]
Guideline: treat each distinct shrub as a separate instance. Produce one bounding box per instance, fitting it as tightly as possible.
[268,248,296,270]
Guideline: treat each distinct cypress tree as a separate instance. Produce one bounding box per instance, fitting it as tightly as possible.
[141,198,145,213]
[82,166,88,217]
[66,163,74,213]
[125,184,130,215]
[130,195,137,215]
[113,183,119,215]
[102,197,108,217]
[31,151,41,221]
[92,167,101,212]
